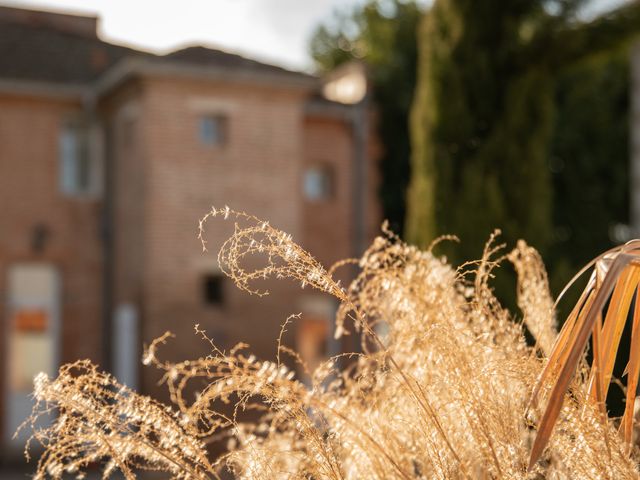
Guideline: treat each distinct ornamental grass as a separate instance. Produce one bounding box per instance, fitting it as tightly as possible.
[20,207,640,479]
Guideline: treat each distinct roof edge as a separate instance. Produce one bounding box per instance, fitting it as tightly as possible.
[93,57,320,97]
[0,78,87,100]
[304,97,356,121]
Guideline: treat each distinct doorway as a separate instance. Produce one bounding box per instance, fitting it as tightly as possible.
[4,264,60,448]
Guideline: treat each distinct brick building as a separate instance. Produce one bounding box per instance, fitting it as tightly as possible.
[0,5,379,458]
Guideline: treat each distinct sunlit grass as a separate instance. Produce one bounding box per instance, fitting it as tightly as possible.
[19,208,640,479]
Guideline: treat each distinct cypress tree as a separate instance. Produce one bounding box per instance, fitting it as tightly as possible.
[407,0,640,266]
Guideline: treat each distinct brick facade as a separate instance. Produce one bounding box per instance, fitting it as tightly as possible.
[0,93,104,448]
[0,6,379,454]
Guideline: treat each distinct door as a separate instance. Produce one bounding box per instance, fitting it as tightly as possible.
[4,264,60,448]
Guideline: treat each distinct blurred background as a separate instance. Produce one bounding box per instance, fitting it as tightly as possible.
[0,0,639,475]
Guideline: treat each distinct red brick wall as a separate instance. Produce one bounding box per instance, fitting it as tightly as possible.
[302,111,381,270]
[123,77,311,395]
[110,91,146,307]
[302,115,355,270]
[301,111,381,351]
[0,93,103,441]
[98,81,148,391]
[0,76,381,432]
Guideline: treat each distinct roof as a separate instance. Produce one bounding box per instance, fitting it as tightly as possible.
[0,6,314,92]
[0,18,145,85]
[165,46,311,80]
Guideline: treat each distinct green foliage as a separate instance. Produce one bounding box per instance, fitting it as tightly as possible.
[311,0,639,308]
[548,46,630,293]
[406,0,640,268]
[310,0,422,233]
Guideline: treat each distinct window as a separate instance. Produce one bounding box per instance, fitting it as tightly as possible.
[203,274,225,306]
[199,114,228,146]
[59,118,97,196]
[304,165,334,201]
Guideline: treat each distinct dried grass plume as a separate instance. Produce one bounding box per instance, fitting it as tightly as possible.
[20,207,640,479]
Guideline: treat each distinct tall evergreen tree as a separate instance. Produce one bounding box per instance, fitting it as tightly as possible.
[407,0,640,266]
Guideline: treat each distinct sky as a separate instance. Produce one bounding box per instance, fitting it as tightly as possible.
[1,0,630,72]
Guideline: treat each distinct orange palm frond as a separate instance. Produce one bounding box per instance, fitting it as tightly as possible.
[529,240,640,470]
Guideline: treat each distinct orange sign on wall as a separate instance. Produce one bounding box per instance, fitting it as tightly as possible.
[12,309,48,332]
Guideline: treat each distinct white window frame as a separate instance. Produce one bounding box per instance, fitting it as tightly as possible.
[59,116,102,198]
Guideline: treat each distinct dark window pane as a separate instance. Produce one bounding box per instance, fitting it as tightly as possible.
[304,165,334,201]
[203,274,224,305]
[59,117,93,196]
[199,115,227,146]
